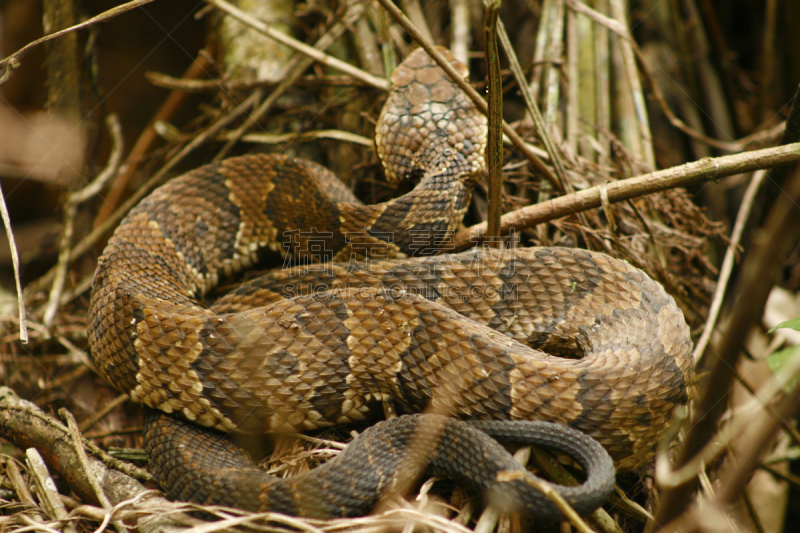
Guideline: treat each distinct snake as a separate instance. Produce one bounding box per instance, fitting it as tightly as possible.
[88,47,694,520]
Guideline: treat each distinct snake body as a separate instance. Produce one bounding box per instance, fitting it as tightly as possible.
[144,412,615,520]
[88,48,693,519]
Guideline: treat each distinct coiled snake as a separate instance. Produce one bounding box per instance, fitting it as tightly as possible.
[88,48,693,520]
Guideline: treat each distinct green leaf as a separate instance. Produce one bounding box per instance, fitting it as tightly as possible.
[766,345,800,392]
[768,317,800,334]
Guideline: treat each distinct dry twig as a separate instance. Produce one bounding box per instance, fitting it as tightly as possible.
[0,180,26,343]
[483,0,503,245]
[452,142,800,249]
[693,169,767,364]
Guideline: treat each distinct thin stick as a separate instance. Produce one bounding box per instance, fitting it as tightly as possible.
[0,182,26,343]
[451,142,800,249]
[25,448,75,532]
[43,202,76,330]
[497,20,567,191]
[5,459,47,523]
[352,13,383,78]
[565,7,579,153]
[0,0,157,86]
[595,0,611,167]
[224,129,372,147]
[528,0,552,99]
[692,169,767,364]
[62,409,129,533]
[484,0,503,246]
[758,0,778,120]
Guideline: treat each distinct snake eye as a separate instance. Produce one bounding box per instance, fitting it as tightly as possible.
[402,168,425,181]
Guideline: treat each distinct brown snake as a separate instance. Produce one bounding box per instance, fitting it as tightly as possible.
[88,48,693,519]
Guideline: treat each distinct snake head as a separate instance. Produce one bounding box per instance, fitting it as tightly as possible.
[375,47,487,187]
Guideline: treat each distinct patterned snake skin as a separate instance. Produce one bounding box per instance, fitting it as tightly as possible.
[88,48,693,519]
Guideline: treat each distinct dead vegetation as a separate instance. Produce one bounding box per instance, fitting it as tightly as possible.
[1,0,800,531]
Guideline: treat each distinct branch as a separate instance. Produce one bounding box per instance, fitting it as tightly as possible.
[483,0,503,245]
[452,142,800,249]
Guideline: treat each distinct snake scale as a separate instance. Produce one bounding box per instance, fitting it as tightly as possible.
[88,48,694,520]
